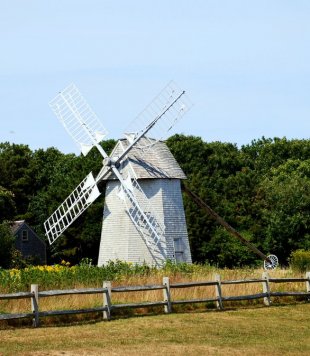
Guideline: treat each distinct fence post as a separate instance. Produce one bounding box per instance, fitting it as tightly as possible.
[103,281,112,320]
[31,284,39,327]
[262,272,271,306]
[163,277,172,313]
[306,272,310,301]
[214,274,223,310]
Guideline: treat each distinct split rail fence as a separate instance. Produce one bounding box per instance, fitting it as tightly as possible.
[1,272,309,327]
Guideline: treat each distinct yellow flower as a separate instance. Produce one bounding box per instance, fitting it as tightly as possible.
[9,268,20,277]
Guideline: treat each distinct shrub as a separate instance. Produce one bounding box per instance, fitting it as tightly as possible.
[289,249,310,272]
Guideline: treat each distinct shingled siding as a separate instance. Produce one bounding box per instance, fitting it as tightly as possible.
[98,179,167,266]
[161,179,192,264]
[14,223,46,264]
[98,178,191,266]
[105,138,187,180]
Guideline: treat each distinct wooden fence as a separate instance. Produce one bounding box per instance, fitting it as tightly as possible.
[1,272,309,327]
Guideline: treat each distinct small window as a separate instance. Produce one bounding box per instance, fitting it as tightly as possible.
[22,230,28,242]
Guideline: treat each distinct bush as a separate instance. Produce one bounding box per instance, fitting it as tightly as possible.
[289,249,310,272]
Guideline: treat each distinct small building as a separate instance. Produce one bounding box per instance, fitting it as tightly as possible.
[12,220,46,264]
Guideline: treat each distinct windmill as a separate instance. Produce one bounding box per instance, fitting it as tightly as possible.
[44,82,192,266]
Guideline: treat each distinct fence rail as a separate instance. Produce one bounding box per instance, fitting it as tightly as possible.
[0,271,309,327]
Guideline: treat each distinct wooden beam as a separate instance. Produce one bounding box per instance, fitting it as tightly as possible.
[181,183,269,262]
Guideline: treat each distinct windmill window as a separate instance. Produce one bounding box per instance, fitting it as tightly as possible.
[22,230,29,242]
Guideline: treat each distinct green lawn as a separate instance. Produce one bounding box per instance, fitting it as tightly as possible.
[0,303,309,355]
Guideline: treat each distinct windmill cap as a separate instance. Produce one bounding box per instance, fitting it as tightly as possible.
[103,137,186,180]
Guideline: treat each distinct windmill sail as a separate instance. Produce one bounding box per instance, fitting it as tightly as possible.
[44,173,100,244]
[46,82,192,267]
[114,140,167,251]
[120,174,165,247]
[124,81,192,153]
[49,84,108,156]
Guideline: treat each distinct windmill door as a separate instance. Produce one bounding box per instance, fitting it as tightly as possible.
[174,237,185,262]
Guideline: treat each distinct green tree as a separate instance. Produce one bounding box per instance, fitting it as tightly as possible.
[0,142,34,218]
[0,222,15,268]
[203,227,259,268]
[258,159,310,263]
[0,186,16,222]
[1,135,309,267]
[241,137,310,174]
[167,134,256,266]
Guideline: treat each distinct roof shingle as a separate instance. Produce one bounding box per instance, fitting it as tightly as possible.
[103,138,186,180]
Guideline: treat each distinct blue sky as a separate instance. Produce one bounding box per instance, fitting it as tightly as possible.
[0,0,309,154]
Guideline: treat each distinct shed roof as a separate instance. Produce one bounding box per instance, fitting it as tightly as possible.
[11,220,26,234]
[104,137,186,180]
[11,220,46,246]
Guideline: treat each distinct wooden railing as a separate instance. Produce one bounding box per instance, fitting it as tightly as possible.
[1,272,309,327]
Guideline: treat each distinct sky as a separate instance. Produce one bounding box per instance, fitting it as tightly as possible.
[0,0,309,154]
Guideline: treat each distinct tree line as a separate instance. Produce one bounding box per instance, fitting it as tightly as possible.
[0,135,309,268]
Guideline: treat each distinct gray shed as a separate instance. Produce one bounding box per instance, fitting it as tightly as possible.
[98,138,192,266]
[12,220,46,264]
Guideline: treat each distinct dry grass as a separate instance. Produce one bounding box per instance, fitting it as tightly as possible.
[0,303,310,355]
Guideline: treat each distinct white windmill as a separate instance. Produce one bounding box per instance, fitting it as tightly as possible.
[44,82,192,266]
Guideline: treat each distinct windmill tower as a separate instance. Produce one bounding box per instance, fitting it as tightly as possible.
[98,137,192,266]
[44,82,192,266]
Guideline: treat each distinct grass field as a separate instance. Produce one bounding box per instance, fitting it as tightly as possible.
[0,303,309,355]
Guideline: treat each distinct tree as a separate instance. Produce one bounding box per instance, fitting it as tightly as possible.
[0,186,16,222]
[258,159,310,263]
[0,142,34,217]
[0,222,15,268]
[167,134,257,266]
[241,137,310,174]
[1,135,309,267]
